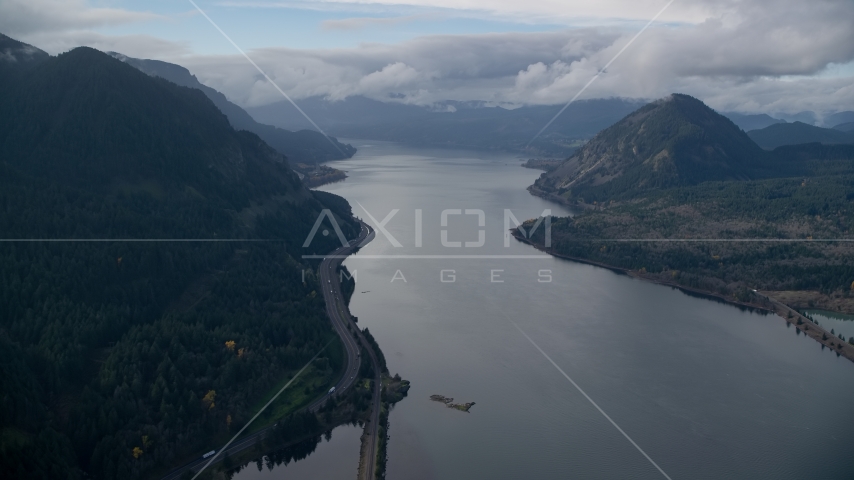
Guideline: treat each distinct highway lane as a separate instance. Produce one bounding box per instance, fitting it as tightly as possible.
[162,221,375,480]
[322,221,383,480]
[319,221,373,400]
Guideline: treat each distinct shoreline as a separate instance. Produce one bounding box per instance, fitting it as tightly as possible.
[512,229,854,363]
[160,221,379,480]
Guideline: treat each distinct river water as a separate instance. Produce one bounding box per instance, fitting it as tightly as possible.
[236,141,854,479]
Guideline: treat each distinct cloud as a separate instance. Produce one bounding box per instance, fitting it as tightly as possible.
[219,0,717,25]
[0,0,162,37]
[0,0,185,57]
[180,0,854,114]
[22,31,191,58]
[321,15,426,31]
[181,28,616,106]
[6,0,852,115]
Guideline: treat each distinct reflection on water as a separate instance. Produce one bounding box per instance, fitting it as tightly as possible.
[802,310,854,341]
[229,424,362,480]
[228,436,321,478]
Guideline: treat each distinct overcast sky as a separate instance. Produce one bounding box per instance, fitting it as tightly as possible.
[2,0,853,119]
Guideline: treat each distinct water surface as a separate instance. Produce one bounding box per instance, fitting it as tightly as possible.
[253,141,854,479]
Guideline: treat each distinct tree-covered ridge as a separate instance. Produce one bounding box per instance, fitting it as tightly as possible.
[108,53,357,164]
[0,47,303,202]
[533,94,769,203]
[0,32,49,66]
[525,146,854,306]
[0,40,358,479]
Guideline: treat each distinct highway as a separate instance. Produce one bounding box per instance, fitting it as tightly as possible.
[320,221,382,480]
[161,220,379,480]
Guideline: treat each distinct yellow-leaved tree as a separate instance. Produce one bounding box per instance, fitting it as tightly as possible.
[203,390,216,410]
[225,340,236,351]
[132,447,143,459]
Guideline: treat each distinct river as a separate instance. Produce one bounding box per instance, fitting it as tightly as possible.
[234,141,854,480]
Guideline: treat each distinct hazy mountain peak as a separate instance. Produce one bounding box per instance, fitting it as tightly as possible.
[0,32,49,65]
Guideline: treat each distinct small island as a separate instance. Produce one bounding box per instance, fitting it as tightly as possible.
[430,394,476,412]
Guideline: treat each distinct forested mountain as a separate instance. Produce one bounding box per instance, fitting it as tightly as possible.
[108,53,356,164]
[748,121,854,149]
[0,39,358,480]
[523,95,854,313]
[0,33,49,66]
[524,142,854,301]
[532,94,769,203]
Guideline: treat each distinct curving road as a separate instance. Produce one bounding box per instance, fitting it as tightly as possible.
[321,221,382,480]
[318,220,383,480]
[318,221,373,400]
[161,221,379,480]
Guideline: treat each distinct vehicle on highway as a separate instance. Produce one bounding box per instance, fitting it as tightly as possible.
[202,450,216,459]
[329,386,336,394]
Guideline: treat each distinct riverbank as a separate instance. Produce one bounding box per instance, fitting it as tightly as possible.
[293,162,348,187]
[512,229,854,363]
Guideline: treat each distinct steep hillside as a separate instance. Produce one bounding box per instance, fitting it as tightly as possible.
[748,121,853,149]
[532,94,769,203]
[0,47,304,201]
[0,32,48,65]
[108,53,355,163]
[0,43,358,480]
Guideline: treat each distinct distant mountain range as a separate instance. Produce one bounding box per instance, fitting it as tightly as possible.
[247,95,646,156]
[826,111,854,127]
[721,112,786,131]
[245,95,854,156]
[107,53,355,164]
[747,121,854,149]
